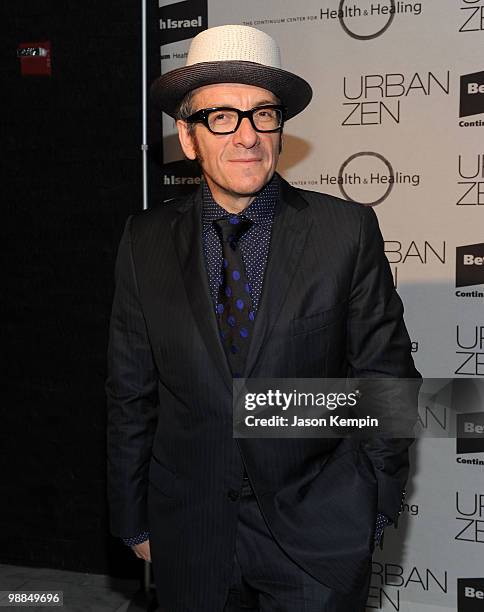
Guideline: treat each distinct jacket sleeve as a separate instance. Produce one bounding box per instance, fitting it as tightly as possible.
[346,205,421,523]
[105,215,158,538]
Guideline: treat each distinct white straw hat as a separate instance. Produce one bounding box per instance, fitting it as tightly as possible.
[150,25,312,120]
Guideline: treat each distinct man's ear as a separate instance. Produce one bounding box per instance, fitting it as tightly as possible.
[177,120,197,160]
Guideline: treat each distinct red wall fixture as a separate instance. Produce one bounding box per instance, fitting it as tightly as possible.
[17,41,52,76]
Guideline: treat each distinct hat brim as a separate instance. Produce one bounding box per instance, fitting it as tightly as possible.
[150,60,312,120]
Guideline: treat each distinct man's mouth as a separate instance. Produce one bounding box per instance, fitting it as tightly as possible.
[229,159,261,163]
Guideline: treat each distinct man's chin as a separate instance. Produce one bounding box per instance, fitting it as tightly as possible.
[228,175,273,196]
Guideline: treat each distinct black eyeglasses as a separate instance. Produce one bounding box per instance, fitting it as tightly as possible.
[185,104,286,134]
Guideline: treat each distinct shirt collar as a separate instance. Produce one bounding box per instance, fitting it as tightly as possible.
[202,174,279,232]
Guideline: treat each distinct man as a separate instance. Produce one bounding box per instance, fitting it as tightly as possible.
[106,25,419,612]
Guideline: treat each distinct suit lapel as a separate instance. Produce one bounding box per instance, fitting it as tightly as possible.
[171,188,233,392]
[244,177,312,378]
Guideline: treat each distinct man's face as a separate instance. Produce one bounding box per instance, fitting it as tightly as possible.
[177,83,282,211]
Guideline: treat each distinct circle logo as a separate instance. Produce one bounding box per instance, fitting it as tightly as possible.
[338,0,396,40]
[338,152,395,206]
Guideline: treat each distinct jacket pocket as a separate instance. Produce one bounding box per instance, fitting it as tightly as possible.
[291,301,347,336]
[148,455,178,499]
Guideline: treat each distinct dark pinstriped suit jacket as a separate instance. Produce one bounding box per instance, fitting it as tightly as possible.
[106,175,419,611]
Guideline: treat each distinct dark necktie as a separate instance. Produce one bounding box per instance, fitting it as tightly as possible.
[213,216,255,377]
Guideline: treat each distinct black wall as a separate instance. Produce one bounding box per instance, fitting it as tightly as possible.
[3,0,144,577]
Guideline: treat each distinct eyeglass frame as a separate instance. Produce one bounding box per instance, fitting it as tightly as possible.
[184,104,286,135]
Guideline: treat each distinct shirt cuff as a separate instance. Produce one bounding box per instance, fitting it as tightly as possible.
[122,531,150,547]
[374,513,391,543]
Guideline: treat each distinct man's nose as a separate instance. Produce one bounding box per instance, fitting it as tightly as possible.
[233,116,259,147]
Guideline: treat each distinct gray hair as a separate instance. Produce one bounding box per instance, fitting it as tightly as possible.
[175,91,196,119]
[175,90,196,134]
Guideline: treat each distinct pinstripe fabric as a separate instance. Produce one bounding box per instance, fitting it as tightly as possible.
[223,483,371,611]
[106,175,419,612]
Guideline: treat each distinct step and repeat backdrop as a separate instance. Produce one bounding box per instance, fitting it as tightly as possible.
[148,1,484,610]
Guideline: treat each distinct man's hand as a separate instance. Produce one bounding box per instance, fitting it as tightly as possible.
[131,539,151,562]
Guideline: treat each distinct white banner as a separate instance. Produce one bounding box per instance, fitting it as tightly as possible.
[151,2,484,609]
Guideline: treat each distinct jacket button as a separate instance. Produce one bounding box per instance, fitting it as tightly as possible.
[227,489,239,501]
